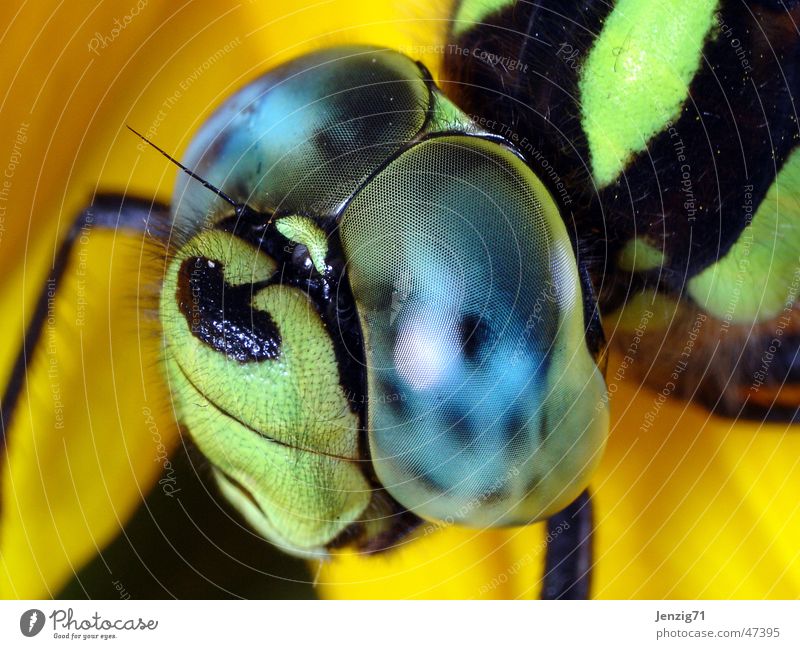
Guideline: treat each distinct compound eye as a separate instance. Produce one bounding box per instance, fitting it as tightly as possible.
[172,46,431,235]
[340,136,608,526]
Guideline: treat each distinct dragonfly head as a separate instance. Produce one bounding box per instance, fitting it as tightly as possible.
[157,46,609,557]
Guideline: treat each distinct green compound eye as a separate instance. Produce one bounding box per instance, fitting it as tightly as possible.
[341,136,608,526]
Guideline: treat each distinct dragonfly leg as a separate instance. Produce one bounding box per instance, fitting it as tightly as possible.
[0,193,168,448]
[540,489,594,599]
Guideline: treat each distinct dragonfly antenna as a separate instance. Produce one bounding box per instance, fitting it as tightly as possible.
[127,125,240,209]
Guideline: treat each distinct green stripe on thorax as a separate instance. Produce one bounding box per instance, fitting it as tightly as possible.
[452,0,515,36]
[580,0,719,188]
[618,236,666,272]
[688,147,800,323]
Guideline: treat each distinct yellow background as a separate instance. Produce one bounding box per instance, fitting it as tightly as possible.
[0,0,797,598]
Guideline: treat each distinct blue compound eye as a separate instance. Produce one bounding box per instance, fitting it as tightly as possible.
[340,135,609,527]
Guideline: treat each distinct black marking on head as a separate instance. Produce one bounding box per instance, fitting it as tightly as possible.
[213,212,370,433]
[459,313,491,362]
[752,0,800,10]
[358,508,424,555]
[176,256,281,362]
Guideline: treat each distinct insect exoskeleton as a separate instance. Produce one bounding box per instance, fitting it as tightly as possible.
[158,45,609,557]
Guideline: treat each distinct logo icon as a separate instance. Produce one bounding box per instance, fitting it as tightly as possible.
[20,609,45,637]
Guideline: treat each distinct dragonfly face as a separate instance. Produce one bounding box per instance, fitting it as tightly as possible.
[158,46,609,556]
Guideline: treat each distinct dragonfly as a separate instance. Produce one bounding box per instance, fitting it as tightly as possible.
[3,0,799,599]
